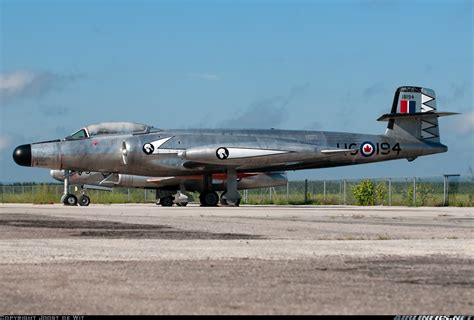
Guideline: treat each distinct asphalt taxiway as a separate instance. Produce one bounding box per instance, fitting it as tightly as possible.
[0,204,472,314]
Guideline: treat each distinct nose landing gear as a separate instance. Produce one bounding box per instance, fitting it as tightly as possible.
[60,170,92,206]
[61,170,78,206]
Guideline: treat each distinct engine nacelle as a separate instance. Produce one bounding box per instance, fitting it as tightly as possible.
[179,146,296,166]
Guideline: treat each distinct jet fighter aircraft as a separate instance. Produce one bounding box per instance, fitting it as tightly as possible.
[49,170,287,206]
[13,86,457,206]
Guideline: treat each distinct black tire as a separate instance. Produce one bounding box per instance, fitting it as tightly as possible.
[220,192,228,205]
[64,194,78,206]
[160,196,174,207]
[200,191,219,207]
[79,195,90,206]
[220,192,240,206]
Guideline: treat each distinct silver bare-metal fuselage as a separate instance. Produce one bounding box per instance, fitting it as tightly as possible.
[30,128,447,176]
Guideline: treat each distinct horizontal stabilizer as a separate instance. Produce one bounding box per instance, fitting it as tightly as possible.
[377,111,459,122]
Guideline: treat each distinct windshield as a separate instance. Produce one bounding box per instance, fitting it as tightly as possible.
[66,129,88,140]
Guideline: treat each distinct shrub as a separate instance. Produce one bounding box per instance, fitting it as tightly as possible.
[352,180,375,206]
[416,183,435,206]
[375,181,388,205]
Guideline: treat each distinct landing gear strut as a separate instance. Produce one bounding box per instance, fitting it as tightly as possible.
[61,170,77,206]
[223,168,241,206]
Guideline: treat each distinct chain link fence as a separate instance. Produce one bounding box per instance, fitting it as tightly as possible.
[1,174,473,206]
[242,174,473,206]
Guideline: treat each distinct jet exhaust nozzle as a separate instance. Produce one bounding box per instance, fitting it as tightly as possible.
[13,144,32,167]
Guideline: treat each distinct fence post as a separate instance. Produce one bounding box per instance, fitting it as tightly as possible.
[339,181,342,204]
[144,189,147,203]
[442,174,460,206]
[127,188,130,202]
[343,180,347,205]
[269,187,272,202]
[388,178,392,206]
[413,177,416,206]
[304,179,308,204]
[286,181,289,200]
[323,180,326,201]
[443,175,447,206]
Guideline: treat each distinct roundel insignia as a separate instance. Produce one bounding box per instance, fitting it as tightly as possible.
[216,147,229,160]
[360,141,375,157]
[143,143,155,155]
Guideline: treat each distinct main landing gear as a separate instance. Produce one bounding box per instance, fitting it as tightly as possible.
[219,192,241,206]
[199,191,219,207]
[199,169,242,207]
[157,191,189,207]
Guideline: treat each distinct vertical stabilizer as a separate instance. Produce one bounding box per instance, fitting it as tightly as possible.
[380,86,449,142]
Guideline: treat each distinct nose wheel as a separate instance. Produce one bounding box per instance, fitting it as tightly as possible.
[62,194,78,206]
[79,194,91,206]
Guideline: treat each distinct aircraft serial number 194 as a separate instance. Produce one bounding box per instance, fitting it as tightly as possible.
[336,142,401,156]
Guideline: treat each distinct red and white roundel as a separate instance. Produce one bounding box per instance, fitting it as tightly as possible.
[360,142,375,157]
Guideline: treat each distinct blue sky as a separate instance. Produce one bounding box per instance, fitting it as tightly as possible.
[0,0,472,182]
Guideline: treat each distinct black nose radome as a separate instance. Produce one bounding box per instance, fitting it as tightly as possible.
[13,144,32,167]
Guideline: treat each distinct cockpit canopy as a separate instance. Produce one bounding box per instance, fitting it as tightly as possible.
[66,122,154,140]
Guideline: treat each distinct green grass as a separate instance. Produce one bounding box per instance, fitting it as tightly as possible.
[1,184,472,207]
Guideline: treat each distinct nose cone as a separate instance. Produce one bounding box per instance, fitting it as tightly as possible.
[12,144,32,167]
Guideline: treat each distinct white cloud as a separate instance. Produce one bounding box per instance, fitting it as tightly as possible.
[0,70,80,105]
[187,73,220,81]
[0,71,36,95]
[0,135,11,151]
[456,110,474,134]
[221,83,310,129]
